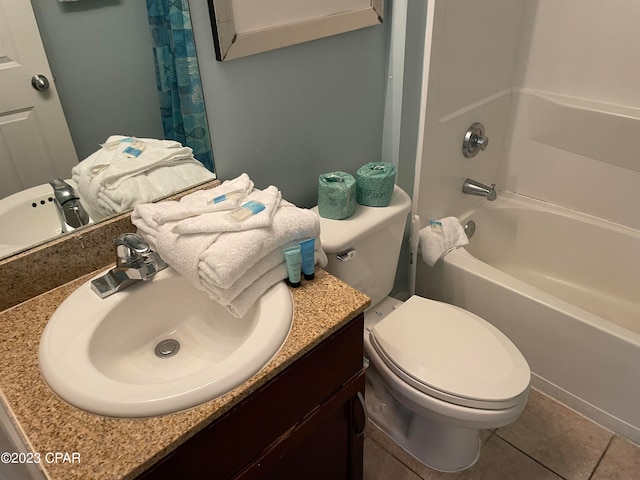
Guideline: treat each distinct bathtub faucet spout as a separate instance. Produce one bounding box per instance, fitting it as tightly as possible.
[462,178,497,201]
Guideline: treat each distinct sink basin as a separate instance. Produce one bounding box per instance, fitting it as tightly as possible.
[39,267,293,417]
[0,179,84,257]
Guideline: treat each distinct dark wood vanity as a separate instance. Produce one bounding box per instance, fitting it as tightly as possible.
[138,314,366,480]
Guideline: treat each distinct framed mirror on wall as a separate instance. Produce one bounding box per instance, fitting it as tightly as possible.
[0,0,215,261]
[208,0,384,61]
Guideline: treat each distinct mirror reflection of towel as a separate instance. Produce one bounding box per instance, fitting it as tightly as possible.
[71,135,215,219]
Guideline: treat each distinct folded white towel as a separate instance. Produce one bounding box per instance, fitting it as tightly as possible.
[200,239,327,304]
[218,264,290,318]
[418,217,469,267]
[204,243,328,318]
[152,173,254,224]
[197,204,320,289]
[133,199,320,290]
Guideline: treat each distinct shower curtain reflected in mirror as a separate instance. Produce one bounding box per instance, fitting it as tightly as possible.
[147,0,215,172]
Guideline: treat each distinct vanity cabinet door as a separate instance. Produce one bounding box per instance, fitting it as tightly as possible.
[236,371,366,480]
[137,314,364,480]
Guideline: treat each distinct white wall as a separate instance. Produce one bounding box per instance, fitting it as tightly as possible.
[415,0,640,231]
[502,0,640,230]
[413,0,526,223]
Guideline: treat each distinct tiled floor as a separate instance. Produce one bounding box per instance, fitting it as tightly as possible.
[364,388,640,480]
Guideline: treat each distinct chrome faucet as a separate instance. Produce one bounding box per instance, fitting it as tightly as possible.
[91,233,168,298]
[49,179,92,232]
[462,178,497,201]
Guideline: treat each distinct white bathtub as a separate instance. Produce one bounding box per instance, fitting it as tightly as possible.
[418,192,640,443]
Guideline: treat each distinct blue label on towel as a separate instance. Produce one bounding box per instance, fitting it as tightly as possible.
[212,194,229,204]
[123,145,143,158]
[241,200,265,214]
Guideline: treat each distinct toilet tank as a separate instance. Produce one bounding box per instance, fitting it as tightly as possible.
[313,185,411,307]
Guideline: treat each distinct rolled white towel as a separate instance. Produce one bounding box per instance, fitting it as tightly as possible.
[130,174,256,242]
[171,186,282,234]
[151,173,254,224]
[418,217,469,267]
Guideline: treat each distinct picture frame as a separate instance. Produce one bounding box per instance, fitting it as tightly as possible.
[207,0,384,61]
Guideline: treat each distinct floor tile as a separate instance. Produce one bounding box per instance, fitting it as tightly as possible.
[496,388,613,480]
[366,423,561,480]
[364,436,422,480]
[591,436,640,480]
[454,435,562,480]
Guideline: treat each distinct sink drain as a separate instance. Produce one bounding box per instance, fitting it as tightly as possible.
[154,339,180,359]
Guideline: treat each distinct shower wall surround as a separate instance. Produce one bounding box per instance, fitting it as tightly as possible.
[502,0,640,230]
[414,0,639,230]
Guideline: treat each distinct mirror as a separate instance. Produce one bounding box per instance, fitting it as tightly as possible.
[0,0,214,260]
[208,0,383,61]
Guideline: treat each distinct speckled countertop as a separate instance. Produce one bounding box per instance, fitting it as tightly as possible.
[0,268,369,480]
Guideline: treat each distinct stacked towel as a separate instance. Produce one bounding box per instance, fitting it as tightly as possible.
[418,217,469,266]
[131,174,326,317]
[72,135,215,220]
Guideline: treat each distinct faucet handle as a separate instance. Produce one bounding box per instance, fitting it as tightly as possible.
[115,233,151,267]
[49,179,80,204]
[462,122,489,158]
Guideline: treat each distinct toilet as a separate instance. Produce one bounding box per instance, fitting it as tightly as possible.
[314,185,530,472]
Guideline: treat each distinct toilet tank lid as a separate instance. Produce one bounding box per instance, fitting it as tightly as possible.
[312,185,411,253]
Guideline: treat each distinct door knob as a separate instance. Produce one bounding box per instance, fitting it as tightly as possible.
[31,74,50,91]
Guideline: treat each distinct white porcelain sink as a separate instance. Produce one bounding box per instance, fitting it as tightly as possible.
[39,267,293,417]
[0,179,82,257]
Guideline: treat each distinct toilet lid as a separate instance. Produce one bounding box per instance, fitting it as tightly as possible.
[370,296,530,409]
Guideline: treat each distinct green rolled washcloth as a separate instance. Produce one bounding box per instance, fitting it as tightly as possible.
[317,171,356,220]
[356,162,396,206]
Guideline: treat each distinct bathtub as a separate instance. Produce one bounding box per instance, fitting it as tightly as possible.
[417,192,640,443]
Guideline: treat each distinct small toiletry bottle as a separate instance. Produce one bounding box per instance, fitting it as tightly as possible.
[283,246,302,288]
[299,238,315,280]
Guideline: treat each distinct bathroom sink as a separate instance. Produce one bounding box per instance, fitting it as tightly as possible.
[0,180,79,257]
[39,267,293,417]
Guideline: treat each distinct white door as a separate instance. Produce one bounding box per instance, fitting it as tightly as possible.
[0,0,78,198]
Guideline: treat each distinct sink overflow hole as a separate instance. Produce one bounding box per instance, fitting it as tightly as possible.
[154,339,180,359]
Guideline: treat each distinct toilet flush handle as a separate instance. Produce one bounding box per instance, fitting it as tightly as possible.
[336,248,356,262]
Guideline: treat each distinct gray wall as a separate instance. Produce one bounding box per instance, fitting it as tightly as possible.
[33,0,392,209]
[189,2,390,208]
[30,0,164,161]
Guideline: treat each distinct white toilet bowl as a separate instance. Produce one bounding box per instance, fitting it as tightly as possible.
[362,295,530,472]
[314,184,530,471]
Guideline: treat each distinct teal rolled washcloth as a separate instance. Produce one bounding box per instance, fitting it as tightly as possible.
[356,162,396,207]
[317,171,357,220]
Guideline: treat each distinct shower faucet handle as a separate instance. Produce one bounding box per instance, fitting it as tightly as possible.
[463,122,489,158]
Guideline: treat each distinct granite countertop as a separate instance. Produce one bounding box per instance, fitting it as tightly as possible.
[0,268,370,480]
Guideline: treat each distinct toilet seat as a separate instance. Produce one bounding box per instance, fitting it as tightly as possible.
[370,296,530,410]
